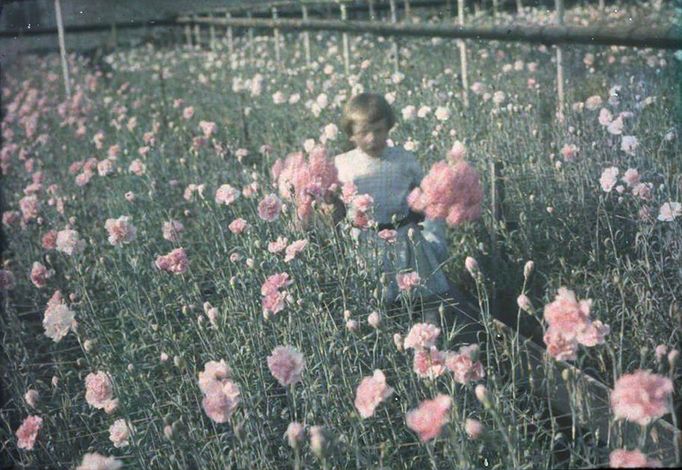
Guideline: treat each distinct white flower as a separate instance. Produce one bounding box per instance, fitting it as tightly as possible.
[620,135,639,155]
[109,419,133,448]
[657,202,681,222]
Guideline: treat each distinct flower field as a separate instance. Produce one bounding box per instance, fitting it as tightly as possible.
[1,1,680,468]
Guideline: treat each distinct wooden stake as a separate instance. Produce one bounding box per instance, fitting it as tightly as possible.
[185,23,192,48]
[555,0,565,123]
[209,13,216,50]
[389,0,400,75]
[302,5,311,66]
[492,0,498,17]
[404,0,411,19]
[54,0,71,98]
[110,23,117,50]
[516,0,524,15]
[341,4,350,78]
[272,7,281,66]
[458,0,469,107]
[247,12,254,64]
[368,0,376,20]
[226,12,235,68]
[193,16,201,48]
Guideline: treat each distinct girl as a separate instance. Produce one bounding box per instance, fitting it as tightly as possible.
[333,93,456,308]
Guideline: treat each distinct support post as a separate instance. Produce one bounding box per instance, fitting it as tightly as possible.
[599,0,605,10]
[185,23,192,48]
[458,0,469,107]
[54,0,71,98]
[341,4,350,78]
[389,0,400,75]
[492,0,499,18]
[247,12,254,64]
[368,0,376,20]
[404,0,411,19]
[209,13,216,50]
[226,12,235,68]
[272,7,281,66]
[302,5,311,66]
[110,22,117,50]
[555,0,565,123]
[193,16,201,48]
[516,0,524,15]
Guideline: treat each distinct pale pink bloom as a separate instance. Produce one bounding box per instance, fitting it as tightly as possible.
[261,272,293,296]
[85,371,116,410]
[404,323,441,351]
[657,202,681,222]
[407,158,483,227]
[609,449,662,468]
[76,452,123,470]
[138,146,150,157]
[607,115,624,135]
[434,106,450,121]
[560,144,579,162]
[584,95,603,110]
[268,236,289,253]
[576,320,610,347]
[201,383,240,423]
[55,229,86,256]
[97,158,114,176]
[19,195,40,223]
[162,220,184,242]
[182,106,194,120]
[354,370,394,418]
[284,239,308,262]
[309,425,326,458]
[183,183,206,201]
[267,345,305,386]
[621,168,640,187]
[402,105,417,120]
[199,120,217,138]
[445,345,485,384]
[620,135,639,155]
[125,191,135,202]
[75,170,94,187]
[2,210,20,226]
[543,287,592,339]
[346,319,359,332]
[43,297,77,343]
[214,184,240,205]
[465,256,479,276]
[377,229,397,243]
[544,327,578,361]
[599,167,619,192]
[104,216,137,246]
[611,370,673,426]
[406,394,452,442]
[128,159,146,176]
[464,418,484,439]
[598,108,613,126]
[229,253,242,262]
[655,344,668,362]
[107,145,120,159]
[517,294,532,312]
[448,141,467,164]
[262,291,287,316]
[24,389,39,408]
[285,422,305,448]
[367,311,381,328]
[16,415,42,450]
[322,123,338,141]
[30,261,53,288]
[198,359,233,395]
[475,384,489,405]
[413,347,448,379]
[258,194,282,222]
[341,181,358,204]
[396,271,421,292]
[228,218,249,235]
[155,248,189,274]
[109,419,132,448]
[632,182,653,201]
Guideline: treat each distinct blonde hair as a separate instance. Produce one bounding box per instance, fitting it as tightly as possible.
[340,93,396,137]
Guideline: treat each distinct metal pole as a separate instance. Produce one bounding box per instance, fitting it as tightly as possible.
[193,16,201,48]
[341,4,350,78]
[272,7,281,65]
[54,0,71,98]
[226,12,234,67]
[458,0,469,107]
[209,13,216,50]
[389,0,400,75]
[302,6,311,66]
[555,0,565,123]
[185,23,192,48]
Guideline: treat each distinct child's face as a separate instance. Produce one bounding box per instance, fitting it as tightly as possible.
[350,119,389,157]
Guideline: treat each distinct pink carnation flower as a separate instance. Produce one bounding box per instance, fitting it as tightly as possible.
[155,248,189,274]
[55,229,86,256]
[267,345,305,386]
[16,415,42,450]
[284,239,308,262]
[396,271,421,292]
[19,195,40,223]
[104,216,137,246]
[0,269,16,290]
[214,184,240,205]
[262,291,287,316]
[354,370,394,418]
[543,287,592,339]
[30,261,53,288]
[609,449,661,468]
[406,394,452,442]
[42,230,58,250]
[543,327,578,361]
[268,236,289,253]
[198,360,233,395]
[445,344,485,384]
[404,323,441,351]
[599,167,619,192]
[413,347,448,379]
[76,452,122,470]
[43,295,77,342]
[377,229,397,243]
[464,418,484,439]
[128,159,146,176]
[84,371,116,410]
[621,168,640,188]
[199,120,217,138]
[261,272,293,296]
[258,194,282,222]
[228,218,249,235]
[202,383,240,423]
[611,370,673,426]
[162,220,184,242]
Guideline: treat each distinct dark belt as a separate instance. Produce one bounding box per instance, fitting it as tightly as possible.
[376,210,425,231]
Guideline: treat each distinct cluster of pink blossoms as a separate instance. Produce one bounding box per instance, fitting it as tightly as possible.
[55,228,86,256]
[609,449,661,468]
[610,369,673,426]
[354,370,394,418]
[104,215,137,246]
[542,287,610,361]
[84,371,118,413]
[407,143,483,227]
[406,394,452,442]
[267,345,305,387]
[155,248,188,274]
[42,290,77,343]
[261,272,293,317]
[15,415,43,450]
[30,261,54,288]
[198,360,240,423]
[270,147,339,224]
